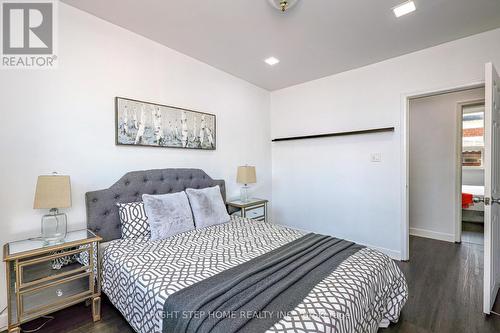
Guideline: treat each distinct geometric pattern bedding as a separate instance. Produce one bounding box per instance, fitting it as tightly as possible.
[101,217,407,333]
[267,248,407,333]
[117,201,150,239]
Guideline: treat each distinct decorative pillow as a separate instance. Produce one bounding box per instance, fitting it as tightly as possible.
[185,185,230,229]
[117,201,150,239]
[142,192,195,241]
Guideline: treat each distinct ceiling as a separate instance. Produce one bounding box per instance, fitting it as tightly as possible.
[61,0,500,91]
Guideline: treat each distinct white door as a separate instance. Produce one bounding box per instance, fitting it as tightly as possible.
[484,62,500,314]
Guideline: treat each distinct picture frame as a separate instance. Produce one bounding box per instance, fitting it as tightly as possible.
[115,97,216,150]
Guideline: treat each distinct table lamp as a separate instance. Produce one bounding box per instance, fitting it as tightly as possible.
[33,173,71,243]
[236,166,256,203]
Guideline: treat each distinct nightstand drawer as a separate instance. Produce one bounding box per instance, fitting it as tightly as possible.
[20,272,92,317]
[246,205,265,219]
[18,247,91,289]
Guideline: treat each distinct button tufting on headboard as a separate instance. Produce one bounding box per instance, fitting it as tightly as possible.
[85,168,226,242]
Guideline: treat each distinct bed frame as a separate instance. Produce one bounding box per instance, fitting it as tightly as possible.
[85,168,226,242]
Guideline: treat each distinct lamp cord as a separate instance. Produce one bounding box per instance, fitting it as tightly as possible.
[21,315,54,332]
[0,306,54,332]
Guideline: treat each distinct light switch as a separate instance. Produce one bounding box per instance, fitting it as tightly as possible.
[371,153,382,162]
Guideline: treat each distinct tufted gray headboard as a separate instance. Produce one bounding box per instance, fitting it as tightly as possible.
[85,168,226,242]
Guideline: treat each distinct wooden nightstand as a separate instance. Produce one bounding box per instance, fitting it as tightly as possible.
[227,198,268,222]
[3,229,102,333]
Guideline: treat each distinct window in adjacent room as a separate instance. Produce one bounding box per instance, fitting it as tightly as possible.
[462,104,485,168]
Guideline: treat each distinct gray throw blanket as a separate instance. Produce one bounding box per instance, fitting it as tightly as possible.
[163,233,364,333]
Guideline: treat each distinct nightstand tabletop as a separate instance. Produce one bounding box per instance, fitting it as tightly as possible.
[227,198,268,208]
[4,229,102,261]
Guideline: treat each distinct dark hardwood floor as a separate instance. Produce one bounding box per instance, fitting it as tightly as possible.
[461,221,484,245]
[11,298,134,333]
[4,236,500,333]
[383,236,500,333]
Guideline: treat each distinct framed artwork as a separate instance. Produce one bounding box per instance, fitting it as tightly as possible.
[115,97,216,150]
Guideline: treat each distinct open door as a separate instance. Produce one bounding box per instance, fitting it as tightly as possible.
[484,62,500,314]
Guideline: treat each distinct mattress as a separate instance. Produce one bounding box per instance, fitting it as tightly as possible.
[101,217,407,333]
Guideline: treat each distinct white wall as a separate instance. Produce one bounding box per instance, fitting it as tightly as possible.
[409,88,484,242]
[271,28,500,259]
[0,3,271,319]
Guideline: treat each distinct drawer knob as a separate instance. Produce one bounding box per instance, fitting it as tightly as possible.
[56,289,63,297]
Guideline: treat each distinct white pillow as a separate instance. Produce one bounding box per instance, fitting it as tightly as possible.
[142,192,195,241]
[185,186,230,229]
[116,201,150,239]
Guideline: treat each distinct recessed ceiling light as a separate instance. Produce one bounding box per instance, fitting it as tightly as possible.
[393,1,416,18]
[265,57,280,66]
[264,57,280,66]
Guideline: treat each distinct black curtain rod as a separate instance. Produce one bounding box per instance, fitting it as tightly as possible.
[272,127,395,142]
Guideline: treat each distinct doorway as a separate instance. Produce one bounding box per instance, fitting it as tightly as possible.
[460,101,486,246]
[402,62,500,315]
[407,87,484,244]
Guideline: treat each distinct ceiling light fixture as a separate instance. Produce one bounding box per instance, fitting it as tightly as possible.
[268,0,299,13]
[392,1,416,18]
[265,57,280,66]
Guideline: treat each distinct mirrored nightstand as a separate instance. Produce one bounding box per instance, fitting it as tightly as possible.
[3,229,102,333]
[227,198,268,222]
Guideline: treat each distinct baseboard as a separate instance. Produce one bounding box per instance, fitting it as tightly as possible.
[357,242,402,261]
[410,227,455,243]
[0,312,7,332]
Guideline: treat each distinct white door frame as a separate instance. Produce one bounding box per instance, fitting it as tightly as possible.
[455,99,486,243]
[400,81,485,260]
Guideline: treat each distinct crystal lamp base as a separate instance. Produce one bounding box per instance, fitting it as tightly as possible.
[41,209,67,244]
[240,185,250,203]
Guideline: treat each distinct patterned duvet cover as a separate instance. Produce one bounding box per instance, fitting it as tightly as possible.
[101,217,407,333]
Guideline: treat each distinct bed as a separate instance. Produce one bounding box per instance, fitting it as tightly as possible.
[462,185,484,211]
[86,169,407,333]
[462,185,484,223]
